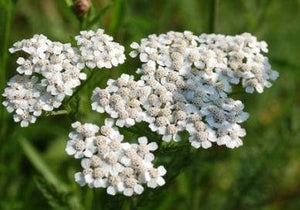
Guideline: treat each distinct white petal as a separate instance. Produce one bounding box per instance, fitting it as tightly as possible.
[129,51,138,58]
[217,136,230,145]
[140,53,148,62]
[130,42,139,49]
[96,106,105,113]
[116,119,125,127]
[117,182,124,191]
[147,179,157,188]
[138,136,148,145]
[84,150,93,158]
[173,134,181,142]
[107,186,116,195]
[191,141,200,149]
[245,86,254,93]
[16,109,23,115]
[162,135,172,142]
[134,185,144,194]
[126,118,135,126]
[65,146,76,155]
[158,166,167,176]
[21,120,29,127]
[120,157,131,166]
[94,179,104,188]
[202,140,212,149]
[16,57,25,65]
[255,84,264,93]
[144,153,154,162]
[149,124,158,132]
[84,174,93,183]
[74,172,82,182]
[105,118,114,127]
[74,172,86,186]
[148,142,158,151]
[156,177,165,186]
[157,127,166,135]
[186,123,195,133]
[124,188,133,197]
[143,172,151,182]
[74,152,84,159]
[81,158,91,169]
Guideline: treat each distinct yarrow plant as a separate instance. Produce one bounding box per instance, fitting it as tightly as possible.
[2,29,278,196]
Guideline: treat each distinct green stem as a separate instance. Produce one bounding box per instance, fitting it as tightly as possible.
[0,2,12,88]
[109,0,124,35]
[0,1,14,141]
[209,0,219,33]
[47,110,70,116]
[157,143,191,154]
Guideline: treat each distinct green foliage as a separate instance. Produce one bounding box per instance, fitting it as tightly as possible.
[34,177,70,210]
[18,137,68,193]
[1,0,300,209]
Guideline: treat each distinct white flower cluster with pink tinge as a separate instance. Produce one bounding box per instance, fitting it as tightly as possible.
[2,29,126,127]
[92,31,278,149]
[65,119,166,196]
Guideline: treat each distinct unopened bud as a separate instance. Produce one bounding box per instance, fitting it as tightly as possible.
[74,0,91,17]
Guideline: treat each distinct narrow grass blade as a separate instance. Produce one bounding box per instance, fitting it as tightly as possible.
[19,137,68,192]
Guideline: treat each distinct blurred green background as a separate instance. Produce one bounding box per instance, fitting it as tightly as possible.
[1,0,300,209]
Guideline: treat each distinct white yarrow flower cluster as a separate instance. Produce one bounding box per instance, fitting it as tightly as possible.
[197,33,279,93]
[91,74,151,127]
[5,30,279,195]
[75,29,126,69]
[2,34,86,127]
[3,29,127,127]
[65,119,166,196]
[92,31,278,149]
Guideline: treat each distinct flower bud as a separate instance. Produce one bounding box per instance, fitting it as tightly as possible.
[73,0,91,18]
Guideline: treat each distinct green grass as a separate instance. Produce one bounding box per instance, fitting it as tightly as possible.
[1,0,300,209]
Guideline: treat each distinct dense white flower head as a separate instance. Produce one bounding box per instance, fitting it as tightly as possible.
[92,31,278,149]
[75,29,126,69]
[130,31,278,94]
[197,33,279,93]
[65,119,166,196]
[3,34,86,127]
[91,74,151,127]
[3,29,126,127]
